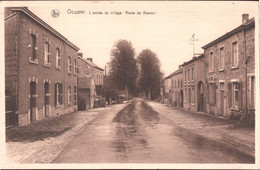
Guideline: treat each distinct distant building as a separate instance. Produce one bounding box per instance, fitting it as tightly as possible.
[5,7,79,126]
[202,14,255,118]
[169,67,183,107]
[77,76,96,110]
[164,75,172,104]
[181,55,206,112]
[77,54,104,96]
[77,54,97,110]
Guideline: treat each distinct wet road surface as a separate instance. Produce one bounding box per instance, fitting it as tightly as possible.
[53,99,254,163]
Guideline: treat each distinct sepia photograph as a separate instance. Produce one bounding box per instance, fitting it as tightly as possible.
[1,1,259,169]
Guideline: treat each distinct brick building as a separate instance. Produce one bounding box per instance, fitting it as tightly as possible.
[181,55,207,112]
[77,53,104,96]
[77,54,97,110]
[169,67,183,107]
[164,75,172,104]
[202,14,255,118]
[5,7,79,126]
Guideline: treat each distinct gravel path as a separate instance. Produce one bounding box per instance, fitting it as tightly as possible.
[5,107,112,163]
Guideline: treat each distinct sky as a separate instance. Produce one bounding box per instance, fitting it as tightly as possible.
[2,1,258,76]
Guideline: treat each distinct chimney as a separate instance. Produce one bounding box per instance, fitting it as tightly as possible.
[78,53,83,58]
[242,14,249,24]
[87,58,93,62]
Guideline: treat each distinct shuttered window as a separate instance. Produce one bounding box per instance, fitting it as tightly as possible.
[55,83,63,106]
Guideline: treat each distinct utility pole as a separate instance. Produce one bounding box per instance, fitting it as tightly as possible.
[189,33,199,57]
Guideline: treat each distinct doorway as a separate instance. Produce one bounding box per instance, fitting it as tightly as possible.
[198,81,204,112]
[44,82,49,117]
[220,82,225,116]
[30,81,36,122]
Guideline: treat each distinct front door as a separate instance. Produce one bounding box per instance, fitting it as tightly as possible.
[30,81,36,122]
[44,82,49,117]
[198,81,204,112]
[220,82,225,116]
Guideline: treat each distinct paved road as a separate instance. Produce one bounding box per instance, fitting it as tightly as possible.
[53,99,254,163]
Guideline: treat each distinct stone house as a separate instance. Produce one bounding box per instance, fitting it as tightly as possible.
[181,55,207,112]
[202,14,255,118]
[77,76,96,110]
[77,53,104,96]
[169,67,184,107]
[5,7,79,126]
[164,75,172,103]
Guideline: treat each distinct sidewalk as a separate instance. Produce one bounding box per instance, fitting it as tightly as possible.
[148,101,255,158]
[5,106,111,163]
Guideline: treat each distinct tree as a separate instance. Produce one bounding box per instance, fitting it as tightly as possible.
[138,49,163,100]
[109,40,138,99]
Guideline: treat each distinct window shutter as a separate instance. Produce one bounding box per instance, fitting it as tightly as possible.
[213,83,216,105]
[228,83,232,107]
[238,82,243,110]
[206,83,209,104]
[54,84,57,106]
[60,84,63,104]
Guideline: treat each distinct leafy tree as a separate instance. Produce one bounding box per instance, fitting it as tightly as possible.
[109,40,138,99]
[138,49,163,100]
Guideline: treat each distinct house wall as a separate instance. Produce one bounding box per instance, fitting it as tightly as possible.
[170,71,183,107]
[5,10,78,126]
[204,26,255,118]
[183,57,206,112]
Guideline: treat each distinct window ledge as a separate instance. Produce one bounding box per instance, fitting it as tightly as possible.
[56,66,61,70]
[231,107,239,111]
[231,66,239,70]
[44,62,51,68]
[209,71,214,73]
[68,72,72,75]
[29,58,38,65]
[219,69,225,72]
[55,104,62,108]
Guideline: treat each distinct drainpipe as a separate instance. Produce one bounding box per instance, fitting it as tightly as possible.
[243,28,248,115]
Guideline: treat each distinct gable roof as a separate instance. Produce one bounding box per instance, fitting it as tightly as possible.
[165,67,183,79]
[181,54,204,67]
[7,7,80,51]
[202,18,255,49]
[78,57,104,71]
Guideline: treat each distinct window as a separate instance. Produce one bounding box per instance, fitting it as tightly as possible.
[55,83,63,106]
[74,86,77,105]
[191,87,194,103]
[188,69,190,81]
[185,88,187,102]
[56,48,61,69]
[233,82,239,108]
[251,76,255,108]
[209,52,213,72]
[188,88,191,104]
[192,68,194,81]
[68,56,72,73]
[232,42,238,68]
[219,47,224,70]
[44,41,50,66]
[68,86,72,104]
[185,70,187,81]
[209,82,216,105]
[31,34,37,61]
[74,59,77,75]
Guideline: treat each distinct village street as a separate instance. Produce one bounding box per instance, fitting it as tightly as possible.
[52,98,254,163]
